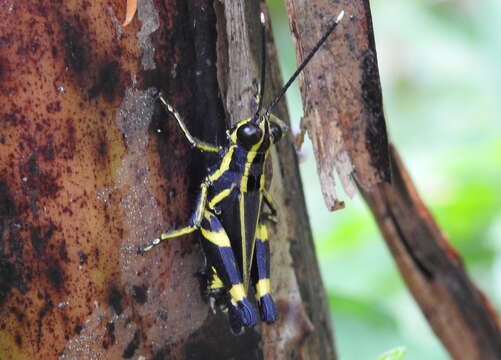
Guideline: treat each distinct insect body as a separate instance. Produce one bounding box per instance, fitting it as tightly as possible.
[144,95,285,330]
[140,9,345,331]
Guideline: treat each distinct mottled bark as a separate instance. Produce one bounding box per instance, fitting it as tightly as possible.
[0,1,335,359]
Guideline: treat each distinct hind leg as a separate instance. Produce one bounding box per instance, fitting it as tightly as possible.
[252,222,277,323]
[199,209,258,328]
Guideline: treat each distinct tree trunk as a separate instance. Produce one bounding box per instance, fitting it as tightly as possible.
[0,1,335,359]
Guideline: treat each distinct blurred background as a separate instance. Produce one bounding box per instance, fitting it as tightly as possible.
[267,0,501,359]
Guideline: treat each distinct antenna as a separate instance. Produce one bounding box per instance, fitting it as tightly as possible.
[254,12,267,119]
[266,10,345,115]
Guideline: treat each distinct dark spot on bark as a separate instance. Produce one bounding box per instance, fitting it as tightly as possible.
[30,227,43,258]
[62,20,86,73]
[360,50,391,183]
[22,156,62,201]
[89,61,120,101]
[108,286,124,315]
[78,251,88,265]
[28,156,39,177]
[152,348,171,360]
[3,104,24,127]
[96,133,108,160]
[117,227,124,240]
[0,258,16,307]
[74,323,83,334]
[60,121,77,160]
[10,306,25,322]
[0,181,16,218]
[47,261,65,289]
[102,321,116,349]
[37,300,53,346]
[14,332,22,346]
[0,57,6,82]
[30,223,56,258]
[40,138,55,161]
[46,101,62,114]
[344,32,356,53]
[122,330,140,358]
[157,308,168,321]
[59,240,70,262]
[132,285,147,305]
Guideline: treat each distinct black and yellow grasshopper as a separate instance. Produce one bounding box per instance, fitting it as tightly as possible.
[141,10,345,332]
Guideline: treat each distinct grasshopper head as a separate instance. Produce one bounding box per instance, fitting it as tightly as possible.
[229,113,286,152]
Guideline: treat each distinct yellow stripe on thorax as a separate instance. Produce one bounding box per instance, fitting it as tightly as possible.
[239,123,265,193]
[259,152,269,191]
[209,146,235,182]
[239,151,261,193]
[208,187,232,209]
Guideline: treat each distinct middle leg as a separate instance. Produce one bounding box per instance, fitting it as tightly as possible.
[139,182,209,253]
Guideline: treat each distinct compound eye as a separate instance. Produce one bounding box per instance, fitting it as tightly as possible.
[270,122,283,143]
[237,123,262,148]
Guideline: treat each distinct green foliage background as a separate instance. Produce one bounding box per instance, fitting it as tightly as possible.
[267,0,501,359]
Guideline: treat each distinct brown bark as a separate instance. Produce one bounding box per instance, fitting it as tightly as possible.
[360,146,501,360]
[284,0,391,210]
[0,1,335,359]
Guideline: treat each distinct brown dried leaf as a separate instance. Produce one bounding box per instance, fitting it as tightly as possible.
[122,0,137,27]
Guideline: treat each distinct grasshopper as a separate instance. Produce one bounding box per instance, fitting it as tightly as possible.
[141,10,345,332]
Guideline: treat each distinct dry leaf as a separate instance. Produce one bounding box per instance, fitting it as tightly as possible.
[122,0,137,27]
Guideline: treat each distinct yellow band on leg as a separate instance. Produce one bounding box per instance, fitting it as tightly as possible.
[229,283,246,304]
[256,279,270,299]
